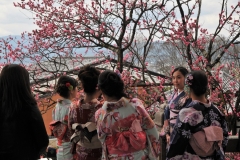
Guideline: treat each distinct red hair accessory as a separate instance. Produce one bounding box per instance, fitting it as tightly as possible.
[66,82,73,90]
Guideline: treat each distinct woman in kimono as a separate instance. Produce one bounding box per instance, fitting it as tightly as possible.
[52,75,78,160]
[161,67,191,144]
[96,70,160,160]
[68,65,102,160]
[167,70,229,160]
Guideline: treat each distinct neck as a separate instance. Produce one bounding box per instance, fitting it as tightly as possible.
[191,94,208,104]
[104,94,119,102]
[178,89,183,93]
[84,92,99,103]
[107,98,119,102]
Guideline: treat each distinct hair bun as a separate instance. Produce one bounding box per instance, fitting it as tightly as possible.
[108,73,119,81]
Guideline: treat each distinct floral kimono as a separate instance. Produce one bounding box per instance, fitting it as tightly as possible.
[52,99,73,160]
[68,98,102,160]
[164,91,191,133]
[167,100,229,160]
[95,97,160,160]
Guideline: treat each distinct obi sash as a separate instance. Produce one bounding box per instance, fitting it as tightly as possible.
[105,119,147,155]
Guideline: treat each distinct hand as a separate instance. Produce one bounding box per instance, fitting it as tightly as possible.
[166,134,170,144]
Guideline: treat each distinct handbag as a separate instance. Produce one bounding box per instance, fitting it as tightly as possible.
[49,120,68,140]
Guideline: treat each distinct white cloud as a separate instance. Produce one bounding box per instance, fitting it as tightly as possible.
[0,0,37,37]
[0,0,239,37]
[198,0,238,35]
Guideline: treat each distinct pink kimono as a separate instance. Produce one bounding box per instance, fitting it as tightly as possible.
[95,97,160,160]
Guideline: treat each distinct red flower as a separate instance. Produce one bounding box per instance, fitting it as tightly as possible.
[66,82,71,87]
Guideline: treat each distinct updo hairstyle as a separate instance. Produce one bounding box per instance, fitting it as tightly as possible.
[56,75,78,99]
[186,70,208,96]
[98,70,127,100]
[78,65,100,94]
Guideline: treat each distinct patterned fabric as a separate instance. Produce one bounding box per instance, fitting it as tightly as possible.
[68,98,102,160]
[95,97,160,160]
[52,99,73,160]
[168,91,190,125]
[167,100,229,160]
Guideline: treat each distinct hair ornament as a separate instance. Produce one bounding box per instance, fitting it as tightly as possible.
[95,84,99,90]
[66,82,73,90]
[185,74,193,86]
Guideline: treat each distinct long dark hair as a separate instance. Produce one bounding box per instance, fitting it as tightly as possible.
[0,64,37,120]
[98,70,127,100]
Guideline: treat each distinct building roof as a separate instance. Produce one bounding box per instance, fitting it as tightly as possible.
[28,56,172,98]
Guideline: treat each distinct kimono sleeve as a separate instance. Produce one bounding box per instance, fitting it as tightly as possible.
[95,108,108,160]
[135,100,160,159]
[52,107,56,121]
[68,105,76,131]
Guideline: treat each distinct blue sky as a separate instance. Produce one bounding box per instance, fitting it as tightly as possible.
[0,0,238,37]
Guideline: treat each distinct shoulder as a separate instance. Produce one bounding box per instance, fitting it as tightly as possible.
[210,104,225,116]
[95,100,102,109]
[95,108,103,119]
[129,98,144,107]
[179,106,204,126]
[129,98,150,116]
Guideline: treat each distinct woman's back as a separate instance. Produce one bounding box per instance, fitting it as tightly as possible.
[0,64,49,160]
[167,100,228,159]
[68,98,102,160]
[0,105,49,160]
[96,97,160,160]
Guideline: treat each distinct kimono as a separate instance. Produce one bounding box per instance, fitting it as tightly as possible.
[52,99,73,160]
[95,97,160,160]
[164,91,191,133]
[68,98,102,160]
[167,100,229,160]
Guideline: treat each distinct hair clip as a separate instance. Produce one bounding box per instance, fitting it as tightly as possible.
[185,74,193,86]
[66,82,73,90]
[95,84,99,90]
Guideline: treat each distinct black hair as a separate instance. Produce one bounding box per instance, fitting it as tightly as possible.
[188,70,208,96]
[98,70,127,100]
[78,65,100,94]
[0,64,37,120]
[172,66,189,77]
[56,75,78,99]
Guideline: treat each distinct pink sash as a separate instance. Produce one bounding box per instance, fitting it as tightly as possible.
[105,119,147,154]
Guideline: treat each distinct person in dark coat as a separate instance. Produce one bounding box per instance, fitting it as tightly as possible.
[0,64,49,160]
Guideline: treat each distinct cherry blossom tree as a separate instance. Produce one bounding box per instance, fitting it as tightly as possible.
[0,0,239,128]
[159,0,240,133]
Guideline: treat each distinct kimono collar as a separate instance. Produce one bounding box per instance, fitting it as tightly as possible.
[192,99,211,108]
[57,98,71,105]
[178,90,183,95]
[103,97,129,111]
[78,98,100,109]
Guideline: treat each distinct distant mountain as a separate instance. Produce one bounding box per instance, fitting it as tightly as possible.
[0,35,102,58]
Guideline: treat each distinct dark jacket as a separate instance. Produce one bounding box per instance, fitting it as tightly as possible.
[0,105,49,160]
